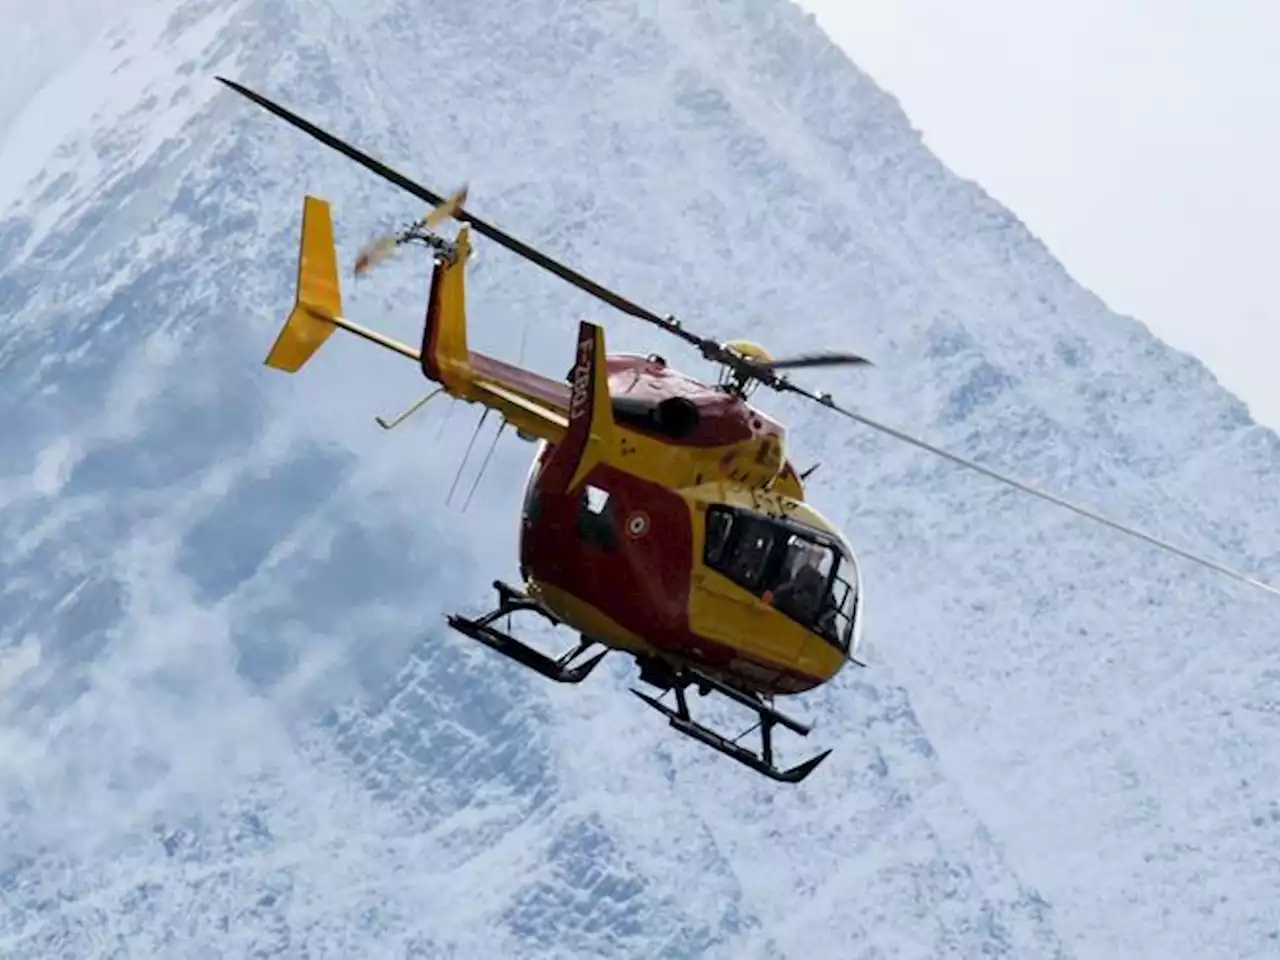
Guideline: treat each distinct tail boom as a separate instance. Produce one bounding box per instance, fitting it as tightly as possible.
[262,194,581,451]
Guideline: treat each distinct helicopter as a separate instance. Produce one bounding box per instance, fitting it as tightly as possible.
[217,77,1280,783]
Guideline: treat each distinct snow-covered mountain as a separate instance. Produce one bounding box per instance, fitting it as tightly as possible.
[2,0,1277,956]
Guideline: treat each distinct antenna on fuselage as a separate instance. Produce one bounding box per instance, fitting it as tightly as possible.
[436,398,457,438]
[447,408,491,506]
[463,419,507,512]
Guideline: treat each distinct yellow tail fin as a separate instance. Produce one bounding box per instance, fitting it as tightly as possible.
[265,195,342,372]
[420,226,472,388]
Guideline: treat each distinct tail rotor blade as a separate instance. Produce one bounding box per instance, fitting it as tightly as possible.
[425,184,469,228]
[354,234,399,276]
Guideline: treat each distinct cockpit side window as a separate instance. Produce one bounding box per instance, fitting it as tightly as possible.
[830,572,858,651]
[728,520,777,592]
[705,508,734,566]
[703,507,776,593]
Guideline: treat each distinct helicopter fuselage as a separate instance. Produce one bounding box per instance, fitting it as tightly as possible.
[516,353,861,697]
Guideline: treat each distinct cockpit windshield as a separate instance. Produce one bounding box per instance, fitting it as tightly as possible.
[703,505,858,651]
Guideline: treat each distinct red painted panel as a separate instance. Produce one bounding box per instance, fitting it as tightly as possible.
[470,352,569,409]
[604,353,781,449]
[522,459,692,646]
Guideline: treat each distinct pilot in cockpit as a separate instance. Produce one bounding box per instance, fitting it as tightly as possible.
[730,531,773,587]
[771,540,827,622]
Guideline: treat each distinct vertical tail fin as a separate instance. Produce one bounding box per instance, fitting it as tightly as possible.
[265,196,343,372]
[420,226,473,389]
[542,320,616,494]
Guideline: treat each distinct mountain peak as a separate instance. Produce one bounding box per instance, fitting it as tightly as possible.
[1,1,1276,957]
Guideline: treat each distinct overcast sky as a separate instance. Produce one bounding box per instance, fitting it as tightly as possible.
[799,0,1280,429]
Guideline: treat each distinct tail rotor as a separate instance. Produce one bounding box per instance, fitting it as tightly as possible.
[354,184,470,277]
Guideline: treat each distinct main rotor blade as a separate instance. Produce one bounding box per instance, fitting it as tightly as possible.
[758,351,874,371]
[784,383,1280,599]
[215,76,708,350]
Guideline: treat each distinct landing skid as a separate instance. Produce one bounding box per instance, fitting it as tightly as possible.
[445,580,608,683]
[631,664,830,784]
[445,580,829,783]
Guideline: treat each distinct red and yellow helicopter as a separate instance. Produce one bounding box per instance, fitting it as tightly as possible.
[218,78,1279,782]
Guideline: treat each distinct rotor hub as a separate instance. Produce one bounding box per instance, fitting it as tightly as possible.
[717,339,775,397]
[722,339,774,365]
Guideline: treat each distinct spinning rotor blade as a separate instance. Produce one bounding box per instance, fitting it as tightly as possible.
[215,77,710,351]
[424,183,470,228]
[353,234,399,276]
[779,381,1280,599]
[756,351,873,371]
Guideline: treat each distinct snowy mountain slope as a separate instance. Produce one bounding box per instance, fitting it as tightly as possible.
[0,0,1276,957]
[0,0,159,144]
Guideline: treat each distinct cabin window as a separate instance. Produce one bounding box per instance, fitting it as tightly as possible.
[576,484,617,551]
[584,486,609,515]
[705,508,734,566]
[770,534,838,638]
[702,505,854,650]
[703,507,779,593]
